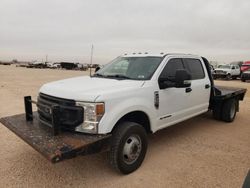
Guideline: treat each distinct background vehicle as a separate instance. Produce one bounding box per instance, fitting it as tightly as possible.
[27,61,47,69]
[209,64,215,74]
[47,63,61,69]
[241,61,250,82]
[213,64,241,80]
[77,63,88,71]
[0,53,246,174]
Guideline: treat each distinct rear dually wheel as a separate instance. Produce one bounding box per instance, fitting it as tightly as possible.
[221,99,237,122]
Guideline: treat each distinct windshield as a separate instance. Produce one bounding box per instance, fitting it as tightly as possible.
[218,65,231,69]
[94,56,163,80]
[242,64,250,67]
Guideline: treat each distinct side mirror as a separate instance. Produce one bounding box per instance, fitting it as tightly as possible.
[158,77,175,89]
[175,69,191,88]
[95,66,101,72]
[158,69,191,89]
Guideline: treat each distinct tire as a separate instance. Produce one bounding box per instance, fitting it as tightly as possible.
[232,76,237,80]
[213,106,221,120]
[241,79,246,82]
[108,121,148,174]
[221,99,237,122]
[226,74,231,80]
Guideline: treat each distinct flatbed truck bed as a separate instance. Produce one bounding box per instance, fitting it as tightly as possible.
[0,112,111,163]
[213,85,246,100]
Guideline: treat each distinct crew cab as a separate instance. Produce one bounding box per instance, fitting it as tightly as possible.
[0,53,246,174]
[213,64,241,80]
[241,61,250,82]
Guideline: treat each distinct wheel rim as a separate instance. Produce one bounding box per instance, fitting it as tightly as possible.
[230,102,236,119]
[122,135,142,165]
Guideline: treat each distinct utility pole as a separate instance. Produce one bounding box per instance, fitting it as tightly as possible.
[90,45,94,76]
[45,54,48,63]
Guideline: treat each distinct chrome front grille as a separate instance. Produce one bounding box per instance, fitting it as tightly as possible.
[215,70,225,74]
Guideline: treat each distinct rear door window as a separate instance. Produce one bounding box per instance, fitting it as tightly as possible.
[183,58,205,80]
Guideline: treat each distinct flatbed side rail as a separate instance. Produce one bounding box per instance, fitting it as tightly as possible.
[209,86,247,112]
[24,96,34,121]
[213,86,247,101]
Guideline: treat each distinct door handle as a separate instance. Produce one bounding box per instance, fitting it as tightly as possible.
[205,84,210,89]
[185,88,192,93]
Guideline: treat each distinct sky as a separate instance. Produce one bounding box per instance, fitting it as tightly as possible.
[0,0,250,64]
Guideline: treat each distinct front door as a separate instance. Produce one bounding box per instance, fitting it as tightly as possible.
[157,58,191,129]
[156,58,210,130]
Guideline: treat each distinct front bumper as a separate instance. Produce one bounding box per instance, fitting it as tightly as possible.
[241,73,250,80]
[212,73,228,78]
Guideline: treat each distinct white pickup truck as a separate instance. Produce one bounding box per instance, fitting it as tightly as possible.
[0,53,246,174]
[213,64,241,80]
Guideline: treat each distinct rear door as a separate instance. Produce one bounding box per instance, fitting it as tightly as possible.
[182,58,211,115]
[231,65,237,75]
[156,57,211,131]
[235,65,241,75]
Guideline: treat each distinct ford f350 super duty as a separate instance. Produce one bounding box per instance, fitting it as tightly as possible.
[213,64,241,80]
[0,53,246,174]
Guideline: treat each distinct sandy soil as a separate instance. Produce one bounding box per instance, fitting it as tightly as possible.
[0,65,249,188]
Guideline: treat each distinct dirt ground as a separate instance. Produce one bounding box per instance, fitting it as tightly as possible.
[0,65,249,188]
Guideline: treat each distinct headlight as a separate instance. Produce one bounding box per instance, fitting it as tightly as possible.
[75,102,105,133]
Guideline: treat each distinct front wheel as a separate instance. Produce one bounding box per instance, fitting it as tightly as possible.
[108,122,148,174]
[226,74,231,80]
[232,76,237,80]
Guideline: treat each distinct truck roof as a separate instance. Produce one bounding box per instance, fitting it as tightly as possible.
[121,53,201,58]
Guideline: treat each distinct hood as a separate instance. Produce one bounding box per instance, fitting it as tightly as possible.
[215,68,229,72]
[39,76,145,102]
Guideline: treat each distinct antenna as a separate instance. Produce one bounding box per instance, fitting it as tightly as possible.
[90,44,94,76]
[45,54,48,65]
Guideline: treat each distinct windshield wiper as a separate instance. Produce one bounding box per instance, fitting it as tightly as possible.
[92,73,131,80]
[92,73,106,78]
[105,74,131,79]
